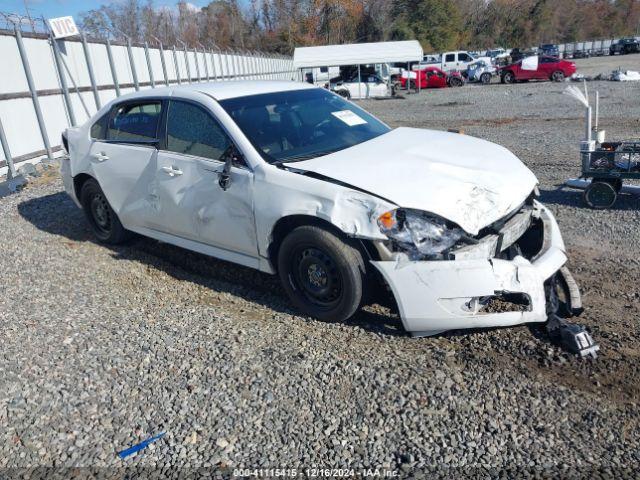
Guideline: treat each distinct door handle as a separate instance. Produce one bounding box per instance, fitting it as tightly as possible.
[91,152,109,162]
[161,166,183,177]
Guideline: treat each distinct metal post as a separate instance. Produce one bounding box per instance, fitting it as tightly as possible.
[243,50,251,79]
[224,50,232,80]
[173,46,181,84]
[406,62,410,91]
[49,31,76,127]
[251,51,259,78]
[126,37,139,90]
[154,38,169,86]
[199,44,209,80]
[106,39,121,96]
[180,42,191,83]
[210,45,219,80]
[0,117,17,180]
[144,41,155,88]
[358,64,362,99]
[232,51,240,79]
[237,51,245,79]
[16,27,53,159]
[209,48,217,80]
[81,32,101,109]
[194,48,201,82]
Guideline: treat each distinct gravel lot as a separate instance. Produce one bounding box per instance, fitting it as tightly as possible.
[1,55,639,477]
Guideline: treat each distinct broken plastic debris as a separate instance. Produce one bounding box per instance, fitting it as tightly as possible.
[610,69,640,82]
[546,315,599,358]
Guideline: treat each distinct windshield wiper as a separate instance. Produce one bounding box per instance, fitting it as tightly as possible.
[273,147,343,165]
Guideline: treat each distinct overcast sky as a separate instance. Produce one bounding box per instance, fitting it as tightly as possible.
[2,0,214,22]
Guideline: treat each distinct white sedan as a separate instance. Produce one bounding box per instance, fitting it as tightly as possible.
[61,80,581,336]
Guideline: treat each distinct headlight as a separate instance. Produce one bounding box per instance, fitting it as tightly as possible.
[377,209,464,260]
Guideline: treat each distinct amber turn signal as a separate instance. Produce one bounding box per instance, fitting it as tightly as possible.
[377,210,397,231]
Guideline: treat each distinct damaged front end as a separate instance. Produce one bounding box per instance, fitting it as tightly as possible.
[369,196,599,356]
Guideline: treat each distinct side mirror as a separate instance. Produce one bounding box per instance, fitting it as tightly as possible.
[219,144,242,191]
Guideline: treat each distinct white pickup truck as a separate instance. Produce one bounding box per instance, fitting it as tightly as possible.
[438,51,479,72]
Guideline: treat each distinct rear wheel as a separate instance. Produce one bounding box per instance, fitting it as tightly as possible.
[336,89,350,99]
[277,226,366,322]
[80,178,131,243]
[449,77,463,87]
[551,70,565,82]
[583,181,617,209]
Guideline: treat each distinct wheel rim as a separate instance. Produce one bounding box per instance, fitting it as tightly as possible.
[505,73,514,83]
[90,192,112,235]
[553,71,564,81]
[586,182,616,208]
[291,246,342,309]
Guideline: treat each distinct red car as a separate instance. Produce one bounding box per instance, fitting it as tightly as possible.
[399,66,464,89]
[499,56,576,83]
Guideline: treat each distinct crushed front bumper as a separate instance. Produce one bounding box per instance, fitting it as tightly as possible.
[371,203,573,336]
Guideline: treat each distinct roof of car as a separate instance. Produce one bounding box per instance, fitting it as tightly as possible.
[116,80,317,102]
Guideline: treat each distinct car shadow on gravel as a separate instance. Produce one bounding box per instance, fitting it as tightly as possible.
[18,192,406,337]
[539,186,640,210]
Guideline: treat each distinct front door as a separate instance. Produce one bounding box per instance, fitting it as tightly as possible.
[88,100,162,228]
[151,99,257,257]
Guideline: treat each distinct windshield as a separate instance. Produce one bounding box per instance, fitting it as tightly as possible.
[219,88,390,164]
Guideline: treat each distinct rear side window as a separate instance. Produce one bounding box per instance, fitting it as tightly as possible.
[445,54,455,62]
[107,101,161,142]
[165,101,231,161]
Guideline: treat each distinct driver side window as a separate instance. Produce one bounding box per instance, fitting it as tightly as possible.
[165,101,232,162]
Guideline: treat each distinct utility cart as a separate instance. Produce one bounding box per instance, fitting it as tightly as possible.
[580,140,640,209]
[564,84,639,209]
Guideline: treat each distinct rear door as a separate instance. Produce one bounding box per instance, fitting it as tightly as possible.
[537,56,556,79]
[151,99,257,257]
[88,100,162,227]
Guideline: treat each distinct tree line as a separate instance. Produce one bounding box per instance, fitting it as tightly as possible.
[79,0,640,54]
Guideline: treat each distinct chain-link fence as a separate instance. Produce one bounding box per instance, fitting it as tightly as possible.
[0,11,297,178]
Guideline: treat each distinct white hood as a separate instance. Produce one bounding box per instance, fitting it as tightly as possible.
[285,128,538,235]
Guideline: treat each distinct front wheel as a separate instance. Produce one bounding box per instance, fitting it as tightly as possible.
[551,70,565,82]
[480,72,492,85]
[80,178,131,243]
[277,226,366,322]
[336,89,350,99]
[449,77,463,87]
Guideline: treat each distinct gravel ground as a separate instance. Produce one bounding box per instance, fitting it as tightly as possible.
[1,55,639,477]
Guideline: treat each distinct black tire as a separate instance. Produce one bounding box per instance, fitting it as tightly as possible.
[336,89,350,99]
[480,72,492,85]
[277,225,366,322]
[449,77,463,87]
[503,71,516,84]
[583,181,617,209]
[551,70,565,82]
[80,178,131,243]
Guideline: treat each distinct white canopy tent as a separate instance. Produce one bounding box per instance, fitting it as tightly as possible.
[293,41,424,99]
[293,40,424,69]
